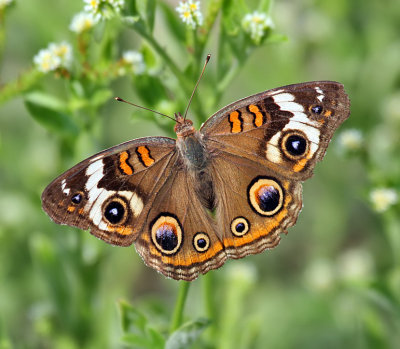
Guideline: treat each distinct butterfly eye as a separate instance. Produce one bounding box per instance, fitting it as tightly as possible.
[248,177,284,216]
[231,217,250,237]
[151,215,183,255]
[281,131,309,160]
[103,196,128,225]
[193,232,210,252]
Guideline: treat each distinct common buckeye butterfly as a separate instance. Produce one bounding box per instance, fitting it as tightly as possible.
[42,78,350,281]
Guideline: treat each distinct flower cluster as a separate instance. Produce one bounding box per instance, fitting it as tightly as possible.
[122,51,146,75]
[83,0,124,21]
[369,188,398,213]
[0,0,12,10]
[33,42,73,73]
[69,11,99,33]
[242,11,274,44]
[176,0,203,29]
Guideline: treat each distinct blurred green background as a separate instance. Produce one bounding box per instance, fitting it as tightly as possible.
[1,0,400,348]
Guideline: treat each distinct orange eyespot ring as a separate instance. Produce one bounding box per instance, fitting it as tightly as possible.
[151,214,183,255]
[193,232,210,252]
[248,177,284,216]
[231,217,250,237]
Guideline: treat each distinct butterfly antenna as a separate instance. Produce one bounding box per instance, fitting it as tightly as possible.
[114,97,176,122]
[183,54,211,120]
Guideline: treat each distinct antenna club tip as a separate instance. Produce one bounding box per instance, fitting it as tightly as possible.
[115,97,123,101]
[206,54,211,62]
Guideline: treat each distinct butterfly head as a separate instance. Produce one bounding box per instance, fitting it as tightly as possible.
[174,112,195,138]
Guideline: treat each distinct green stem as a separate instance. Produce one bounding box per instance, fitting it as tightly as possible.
[170,281,191,333]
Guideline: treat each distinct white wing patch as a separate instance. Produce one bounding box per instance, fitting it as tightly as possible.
[315,87,324,102]
[61,179,70,196]
[84,160,144,230]
[265,92,321,164]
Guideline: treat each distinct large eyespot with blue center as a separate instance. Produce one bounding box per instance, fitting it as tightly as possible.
[151,214,183,255]
[231,217,250,237]
[248,177,284,216]
[193,232,210,253]
[103,196,129,225]
[280,131,309,160]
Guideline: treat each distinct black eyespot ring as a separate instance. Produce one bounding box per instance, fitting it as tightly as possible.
[280,131,309,160]
[193,232,210,252]
[102,196,128,225]
[231,217,250,237]
[248,177,284,216]
[151,214,183,255]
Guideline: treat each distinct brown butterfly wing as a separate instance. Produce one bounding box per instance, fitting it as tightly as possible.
[134,162,227,280]
[209,154,302,259]
[201,81,350,181]
[200,81,349,257]
[41,137,176,246]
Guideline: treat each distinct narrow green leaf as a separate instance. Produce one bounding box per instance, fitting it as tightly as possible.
[159,2,186,42]
[118,301,148,333]
[146,0,156,33]
[24,92,79,136]
[165,318,210,349]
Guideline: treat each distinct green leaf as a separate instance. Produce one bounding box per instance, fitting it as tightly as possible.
[132,74,167,106]
[145,0,156,33]
[119,301,148,333]
[165,318,210,349]
[90,88,113,108]
[24,92,79,136]
[159,2,186,43]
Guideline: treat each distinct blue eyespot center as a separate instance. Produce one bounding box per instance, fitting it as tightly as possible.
[156,224,178,251]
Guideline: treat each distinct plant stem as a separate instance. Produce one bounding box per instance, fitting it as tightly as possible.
[170,281,191,333]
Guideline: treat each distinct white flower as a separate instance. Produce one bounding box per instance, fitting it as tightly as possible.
[34,49,61,73]
[122,51,146,74]
[33,41,73,73]
[69,11,99,33]
[337,129,363,151]
[337,248,374,283]
[304,259,335,291]
[49,42,73,68]
[242,11,274,44]
[83,0,124,20]
[370,188,398,213]
[176,0,203,29]
[0,0,13,10]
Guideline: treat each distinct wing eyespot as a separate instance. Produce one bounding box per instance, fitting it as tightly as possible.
[280,130,310,160]
[193,232,210,252]
[231,217,250,237]
[102,196,129,225]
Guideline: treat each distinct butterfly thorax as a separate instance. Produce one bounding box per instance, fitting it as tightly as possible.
[174,113,215,209]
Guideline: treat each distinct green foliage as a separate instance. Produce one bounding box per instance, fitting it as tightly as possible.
[0,0,400,348]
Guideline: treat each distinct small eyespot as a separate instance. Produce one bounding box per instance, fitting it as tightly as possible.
[248,177,284,216]
[193,232,210,252]
[311,105,323,114]
[71,193,83,204]
[231,217,250,237]
[102,196,128,225]
[151,214,183,255]
[281,131,309,160]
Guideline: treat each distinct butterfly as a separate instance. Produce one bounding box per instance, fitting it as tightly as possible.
[42,80,350,281]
